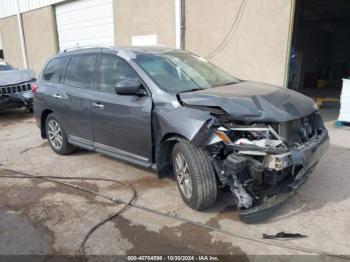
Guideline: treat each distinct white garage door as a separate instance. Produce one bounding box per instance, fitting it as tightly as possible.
[55,0,114,51]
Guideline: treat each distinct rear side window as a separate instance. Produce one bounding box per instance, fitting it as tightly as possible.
[64,54,97,88]
[42,57,69,82]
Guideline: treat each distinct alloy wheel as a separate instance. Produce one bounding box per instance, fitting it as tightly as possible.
[174,153,193,199]
[47,119,63,150]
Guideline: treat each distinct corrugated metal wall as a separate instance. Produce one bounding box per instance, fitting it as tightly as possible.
[0,0,65,18]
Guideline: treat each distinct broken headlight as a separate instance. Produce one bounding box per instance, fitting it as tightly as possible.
[212,124,287,152]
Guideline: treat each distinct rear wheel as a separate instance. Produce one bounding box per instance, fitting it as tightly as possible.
[45,113,74,155]
[172,141,217,210]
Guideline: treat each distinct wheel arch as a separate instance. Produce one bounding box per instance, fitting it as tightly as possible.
[156,133,188,177]
[40,109,53,138]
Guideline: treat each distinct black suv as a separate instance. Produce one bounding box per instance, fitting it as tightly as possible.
[34,46,329,223]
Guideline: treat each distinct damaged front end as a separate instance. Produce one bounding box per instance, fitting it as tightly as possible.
[0,68,36,111]
[0,82,34,111]
[197,112,329,223]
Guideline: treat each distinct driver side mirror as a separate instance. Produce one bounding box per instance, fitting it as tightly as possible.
[115,78,147,96]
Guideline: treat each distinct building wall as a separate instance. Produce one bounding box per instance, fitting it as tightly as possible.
[0,15,24,68]
[185,0,294,86]
[0,0,65,19]
[22,6,58,74]
[0,0,294,85]
[0,33,3,49]
[113,0,176,47]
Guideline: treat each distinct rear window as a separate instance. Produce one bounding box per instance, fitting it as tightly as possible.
[64,54,97,88]
[42,57,69,82]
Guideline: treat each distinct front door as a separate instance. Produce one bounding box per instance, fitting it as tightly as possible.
[91,52,153,164]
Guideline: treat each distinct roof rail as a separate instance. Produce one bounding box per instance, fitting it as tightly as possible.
[62,44,115,53]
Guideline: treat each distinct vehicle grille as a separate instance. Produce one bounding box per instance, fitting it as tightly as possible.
[0,83,32,95]
[278,114,314,146]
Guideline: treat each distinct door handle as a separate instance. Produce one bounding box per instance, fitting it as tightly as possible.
[52,94,62,99]
[92,102,104,110]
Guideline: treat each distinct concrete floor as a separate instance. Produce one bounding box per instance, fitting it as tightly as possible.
[0,105,349,260]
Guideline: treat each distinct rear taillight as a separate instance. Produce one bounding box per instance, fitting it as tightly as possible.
[31,83,38,94]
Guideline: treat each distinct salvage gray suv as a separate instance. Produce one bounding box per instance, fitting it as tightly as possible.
[34,46,329,223]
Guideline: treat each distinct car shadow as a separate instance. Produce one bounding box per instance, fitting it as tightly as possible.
[267,144,350,222]
[72,148,96,156]
[0,108,33,127]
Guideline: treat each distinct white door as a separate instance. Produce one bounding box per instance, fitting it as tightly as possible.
[55,0,115,51]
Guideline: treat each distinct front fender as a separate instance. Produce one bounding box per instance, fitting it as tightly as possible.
[153,105,215,174]
[154,106,214,144]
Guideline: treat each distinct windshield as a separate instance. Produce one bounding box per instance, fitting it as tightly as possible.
[0,61,15,71]
[134,52,239,93]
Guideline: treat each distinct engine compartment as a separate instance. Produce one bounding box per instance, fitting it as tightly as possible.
[206,112,327,210]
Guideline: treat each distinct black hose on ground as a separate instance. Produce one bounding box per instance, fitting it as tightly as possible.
[0,168,137,262]
[0,167,349,261]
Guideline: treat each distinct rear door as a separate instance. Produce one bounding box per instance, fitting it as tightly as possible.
[36,56,69,128]
[56,52,99,145]
[91,51,153,165]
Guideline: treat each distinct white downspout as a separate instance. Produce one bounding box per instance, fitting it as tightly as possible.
[175,0,182,49]
[283,0,296,88]
[16,0,28,69]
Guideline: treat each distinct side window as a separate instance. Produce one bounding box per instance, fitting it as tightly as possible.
[42,57,69,82]
[98,54,139,93]
[65,54,97,88]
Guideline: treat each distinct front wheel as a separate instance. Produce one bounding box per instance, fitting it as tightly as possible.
[172,142,217,210]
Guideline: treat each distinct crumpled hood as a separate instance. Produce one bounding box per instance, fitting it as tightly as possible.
[0,70,35,86]
[178,81,316,122]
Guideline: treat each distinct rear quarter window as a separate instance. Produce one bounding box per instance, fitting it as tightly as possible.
[42,57,69,82]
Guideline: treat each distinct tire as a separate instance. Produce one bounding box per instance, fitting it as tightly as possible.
[45,113,74,155]
[172,141,217,210]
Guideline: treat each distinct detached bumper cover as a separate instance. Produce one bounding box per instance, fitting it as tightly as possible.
[239,130,330,223]
[0,92,33,110]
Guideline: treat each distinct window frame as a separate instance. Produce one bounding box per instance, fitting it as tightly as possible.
[96,52,151,96]
[42,56,70,83]
[62,53,99,90]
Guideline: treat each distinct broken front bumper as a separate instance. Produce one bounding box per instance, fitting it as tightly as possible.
[239,129,329,223]
[0,92,33,110]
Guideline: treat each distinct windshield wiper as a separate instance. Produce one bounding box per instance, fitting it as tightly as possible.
[177,88,205,94]
[210,82,239,88]
[224,82,239,86]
